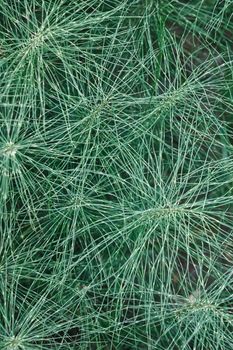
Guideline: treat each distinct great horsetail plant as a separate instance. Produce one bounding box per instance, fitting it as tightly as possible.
[0,0,233,349]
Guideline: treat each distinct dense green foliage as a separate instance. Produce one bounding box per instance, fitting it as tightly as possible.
[0,0,233,349]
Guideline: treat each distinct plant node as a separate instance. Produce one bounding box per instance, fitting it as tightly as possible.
[2,142,18,157]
